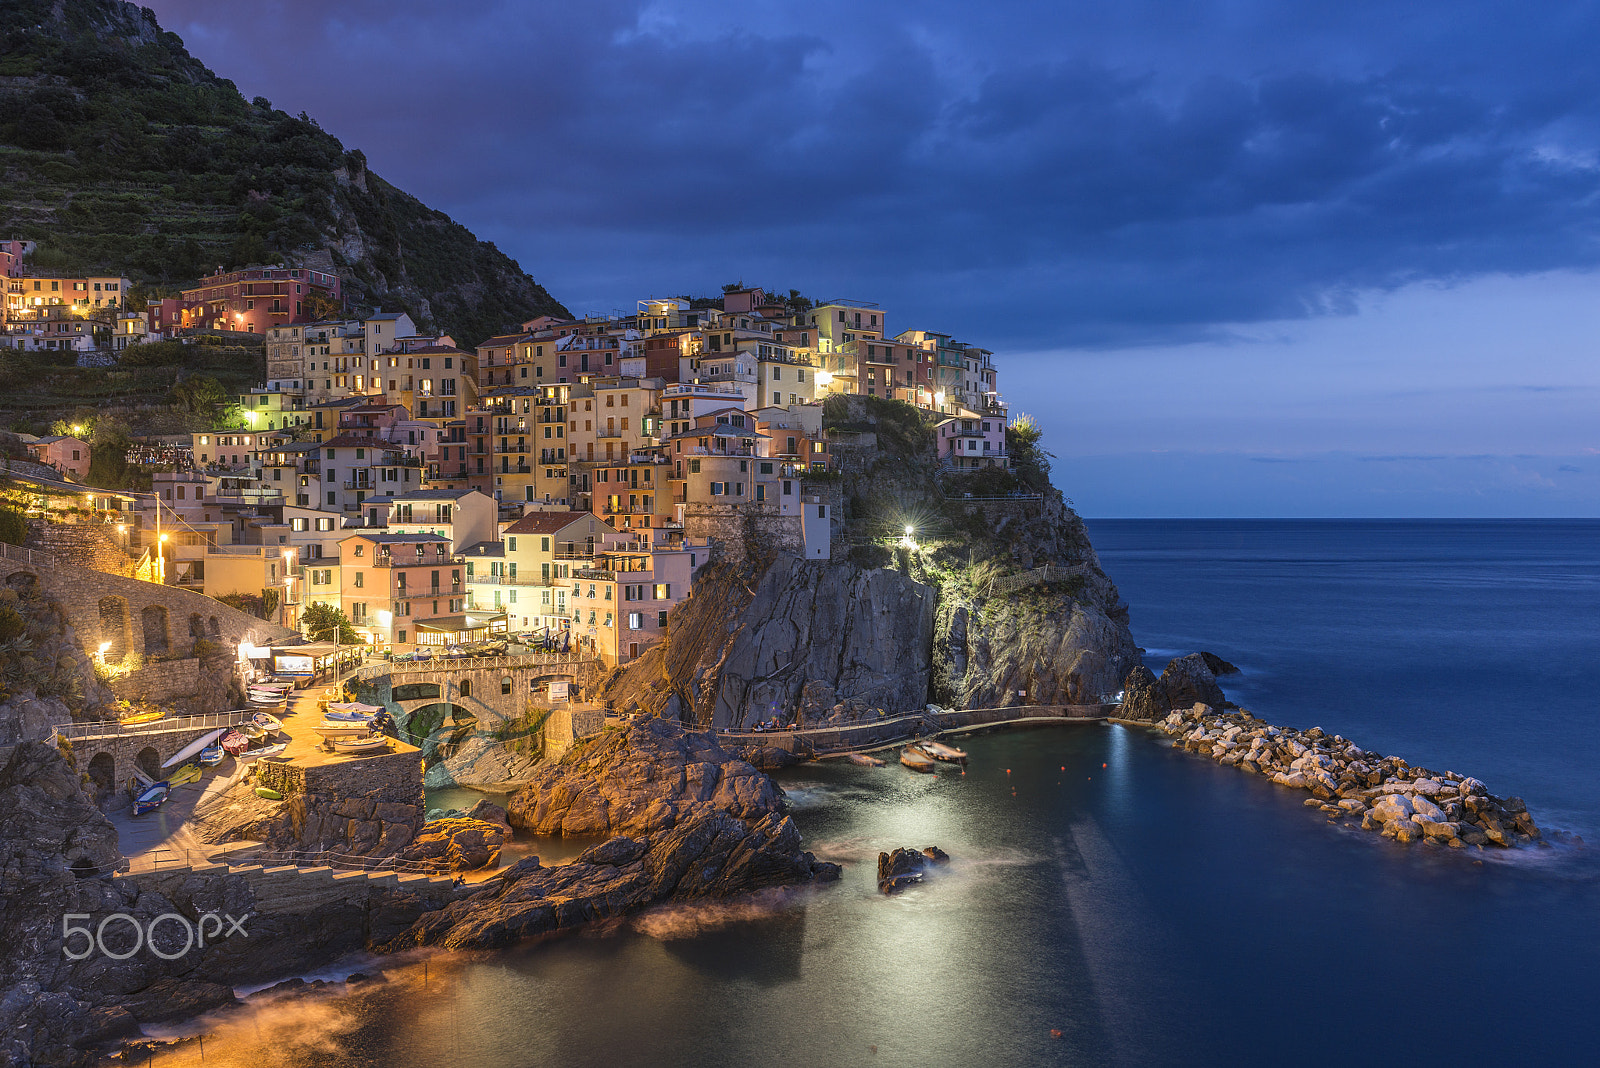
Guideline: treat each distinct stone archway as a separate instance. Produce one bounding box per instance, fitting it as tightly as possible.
[87,752,115,796]
[140,605,169,655]
[403,702,477,746]
[5,571,37,591]
[135,747,161,780]
[188,613,204,639]
[99,596,130,660]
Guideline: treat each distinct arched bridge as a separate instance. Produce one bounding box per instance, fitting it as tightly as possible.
[351,652,605,742]
[52,710,253,797]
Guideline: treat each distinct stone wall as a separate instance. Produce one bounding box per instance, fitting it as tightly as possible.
[1,554,290,665]
[543,707,605,759]
[683,502,804,568]
[108,657,200,703]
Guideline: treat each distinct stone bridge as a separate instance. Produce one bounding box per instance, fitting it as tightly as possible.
[351,653,606,744]
[53,711,253,797]
[1,543,290,664]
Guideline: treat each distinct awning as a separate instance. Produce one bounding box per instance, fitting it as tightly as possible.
[414,612,508,634]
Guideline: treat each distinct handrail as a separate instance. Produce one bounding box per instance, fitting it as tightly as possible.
[355,650,597,680]
[255,848,455,875]
[0,542,57,568]
[51,708,255,741]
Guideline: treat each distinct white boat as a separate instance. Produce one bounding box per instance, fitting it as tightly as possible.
[331,735,390,754]
[846,752,886,767]
[236,742,286,762]
[920,739,968,763]
[161,728,226,770]
[316,720,377,738]
[252,712,284,738]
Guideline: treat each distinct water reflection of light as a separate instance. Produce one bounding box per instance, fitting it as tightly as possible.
[1105,723,1132,812]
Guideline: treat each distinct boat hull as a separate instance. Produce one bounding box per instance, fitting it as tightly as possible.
[132,783,170,815]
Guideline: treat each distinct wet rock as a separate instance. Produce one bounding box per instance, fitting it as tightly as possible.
[1198,651,1241,675]
[876,846,949,893]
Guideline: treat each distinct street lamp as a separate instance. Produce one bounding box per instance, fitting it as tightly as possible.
[157,532,168,584]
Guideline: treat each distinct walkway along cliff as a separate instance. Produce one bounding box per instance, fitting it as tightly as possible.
[597,395,1142,730]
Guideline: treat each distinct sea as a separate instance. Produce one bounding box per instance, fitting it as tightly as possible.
[166,520,1599,1067]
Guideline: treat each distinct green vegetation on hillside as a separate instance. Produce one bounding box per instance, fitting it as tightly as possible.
[0,0,569,346]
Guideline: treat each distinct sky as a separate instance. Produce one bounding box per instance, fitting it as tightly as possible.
[143,0,1600,516]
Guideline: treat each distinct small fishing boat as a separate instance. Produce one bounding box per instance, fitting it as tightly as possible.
[254,786,284,801]
[167,763,202,786]
[900,747,938,773]
[252,712,283,738]
[240,724,267,742]
[237,742,287,762]
[197,745,225,767]
[324,702,382,721]
[919,739,968,764]
[132,781,171,815]
[316,722,377,740]
[331,734,390,754]
[119,708,165,727]
[220,729,249,755]
[846,752,886,767]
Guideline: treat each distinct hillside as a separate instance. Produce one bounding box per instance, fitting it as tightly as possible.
[0,0,568,346]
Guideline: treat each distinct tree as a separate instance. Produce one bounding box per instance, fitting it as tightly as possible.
[1007,413,1054,490]
[300,602,361,645]
[0,506,27,547]
[172,375,230,419]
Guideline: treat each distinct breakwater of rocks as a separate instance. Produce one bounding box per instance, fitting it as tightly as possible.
[1155,704,1544,849]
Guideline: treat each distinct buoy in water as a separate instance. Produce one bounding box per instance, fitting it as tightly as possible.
[1050,1029,1063,1039]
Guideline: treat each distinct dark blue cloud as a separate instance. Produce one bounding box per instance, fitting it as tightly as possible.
[145,0,1600,348]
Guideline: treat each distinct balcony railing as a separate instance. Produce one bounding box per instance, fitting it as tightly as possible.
[466,573,556,587]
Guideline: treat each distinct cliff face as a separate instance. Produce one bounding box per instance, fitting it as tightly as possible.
[598,396,1139,725]
[601,557,935,729]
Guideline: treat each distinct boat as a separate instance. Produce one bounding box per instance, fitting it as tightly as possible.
[316,721,378,738]
[331,734,391,754]
[900,747,938,773]
[220,729,249,756]
[237,742,287,762]
[119,708,165,727]
[252,712,283,738]
[919,739,969,764]
[846,752,886,767]
[132,781,171,816]
[324,702,381,721]
[197,745,225,767]
[254,786,284,801]
[167,763,202,786]
[162,728,225,770]
[240,724,267,742]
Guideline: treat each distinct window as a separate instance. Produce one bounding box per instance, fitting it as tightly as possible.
[658,610,669,628]
[501,676,513,695]
[355,572,364,587]
[654,583,671,599]
[628,612,643,630]
[460,679,472,698]
[710,482,724,495]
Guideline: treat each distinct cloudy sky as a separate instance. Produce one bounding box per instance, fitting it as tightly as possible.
[147,0,1600,516]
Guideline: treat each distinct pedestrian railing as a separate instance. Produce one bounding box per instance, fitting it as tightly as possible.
[0,542,56,569]
[52,709,255,742]
[254,848,455,875]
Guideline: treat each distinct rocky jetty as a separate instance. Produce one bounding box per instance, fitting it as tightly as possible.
[877,845,950,892]
[505,716,783,837]
[1155,704,1543,849]
[389,717,838,949]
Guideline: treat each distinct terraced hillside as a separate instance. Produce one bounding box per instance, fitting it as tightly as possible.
[0,0,568,346]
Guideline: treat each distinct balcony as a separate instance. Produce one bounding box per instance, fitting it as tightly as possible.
[493,444,530,454]
[466,573,556,587]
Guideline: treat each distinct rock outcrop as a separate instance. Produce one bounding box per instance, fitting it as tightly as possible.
[505,716,782,837]
[194,780,423,859]
[1154,704,1546,850]
[400,817,505,872]
[1119,654,1229,721]
[877,845,950,892]
[392,716,839,950]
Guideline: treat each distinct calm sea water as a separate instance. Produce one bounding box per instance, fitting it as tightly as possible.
[179,521,1598,1067]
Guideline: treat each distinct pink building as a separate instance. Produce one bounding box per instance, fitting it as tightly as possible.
[172,265,341,335]
[27,435,90,479]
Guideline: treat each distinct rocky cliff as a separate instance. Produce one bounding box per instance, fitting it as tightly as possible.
[390,718,838,951]
[597,395,1140,726]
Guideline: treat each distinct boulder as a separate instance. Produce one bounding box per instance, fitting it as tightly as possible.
[400,817,506,871]
[1119,664,1165,721]
[1411,796,1447,823]
[1156,654,1227,710]
[1198,651,1241,675]
[877,846,949,893]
